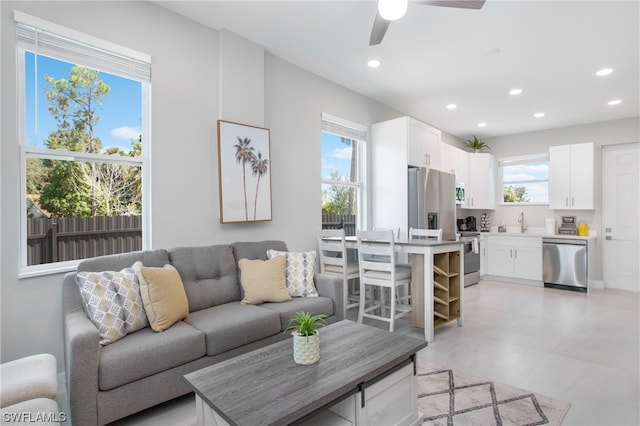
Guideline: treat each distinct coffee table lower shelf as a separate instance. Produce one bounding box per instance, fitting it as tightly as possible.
[194,362,423,426]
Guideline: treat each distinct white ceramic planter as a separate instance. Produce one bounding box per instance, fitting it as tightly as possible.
[292,332,320,365]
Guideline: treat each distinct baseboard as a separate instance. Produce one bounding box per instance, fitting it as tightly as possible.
[481,275,543,287]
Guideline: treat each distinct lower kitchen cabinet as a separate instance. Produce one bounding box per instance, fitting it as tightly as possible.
[487,236,542,281]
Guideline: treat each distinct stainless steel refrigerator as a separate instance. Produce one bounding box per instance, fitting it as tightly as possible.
[408,168,457,241]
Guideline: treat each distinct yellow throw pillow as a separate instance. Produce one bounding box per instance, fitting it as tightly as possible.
[139,264,189,332]
[238,256,292,305]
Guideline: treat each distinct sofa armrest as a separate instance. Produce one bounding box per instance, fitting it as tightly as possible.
[314,274,345,321]
[63,276,100,426]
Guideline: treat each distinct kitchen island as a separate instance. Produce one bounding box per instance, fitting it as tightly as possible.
[344,236,463,342]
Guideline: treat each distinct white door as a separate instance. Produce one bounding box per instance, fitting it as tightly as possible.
[603,143,639,292]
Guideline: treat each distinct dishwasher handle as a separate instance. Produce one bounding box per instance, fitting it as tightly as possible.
[543,238,587,246]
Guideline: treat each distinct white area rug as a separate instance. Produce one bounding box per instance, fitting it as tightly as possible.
[418,367,571,426]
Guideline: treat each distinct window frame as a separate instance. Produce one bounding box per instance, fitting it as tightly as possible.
[16,12,152,278]
[498,153,549,206]
[320,113,367,234]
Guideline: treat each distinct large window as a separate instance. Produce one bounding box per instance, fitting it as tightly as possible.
[321,114,366,236]
[499,154,549,204]
[16,12,151,276]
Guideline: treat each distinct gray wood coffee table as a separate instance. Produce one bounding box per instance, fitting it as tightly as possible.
[184,320,427,426]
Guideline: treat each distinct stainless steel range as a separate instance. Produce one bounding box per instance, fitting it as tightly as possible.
[459,231,480,287]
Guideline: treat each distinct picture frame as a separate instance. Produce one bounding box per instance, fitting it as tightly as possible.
[217,120,272,223]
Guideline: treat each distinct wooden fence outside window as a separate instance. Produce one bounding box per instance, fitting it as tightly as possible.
[27,216,142,266]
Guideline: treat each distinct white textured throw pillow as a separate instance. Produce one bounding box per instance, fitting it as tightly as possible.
[266,249,318,297]
[76,264,149,345]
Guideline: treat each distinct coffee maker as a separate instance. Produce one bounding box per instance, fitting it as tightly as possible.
[457,216,477,232]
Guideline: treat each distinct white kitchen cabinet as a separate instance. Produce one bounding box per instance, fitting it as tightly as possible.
[487,236,542,281]
[407,117,441,168]
[439,143,468,185]
[455,147,469,186]
[464,153,495,210]
[549,142,594,210]
[439,142,457,175]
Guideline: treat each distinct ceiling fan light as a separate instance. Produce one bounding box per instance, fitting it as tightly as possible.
[378,0,408,21]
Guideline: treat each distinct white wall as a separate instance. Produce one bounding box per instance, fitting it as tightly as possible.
[480,117,640,282]
[0,1,402,371]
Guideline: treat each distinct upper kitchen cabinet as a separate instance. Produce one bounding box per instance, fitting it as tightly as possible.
[549,142,594,210]
[439,143,468,185]
[407,118,441,168]
[464,153,496,210]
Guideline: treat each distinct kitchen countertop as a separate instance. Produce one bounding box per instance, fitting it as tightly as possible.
[478,229,595,240]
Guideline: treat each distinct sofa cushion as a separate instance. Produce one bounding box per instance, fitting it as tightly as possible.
[266,249,319,297]
[98,321,205,391]
[76,264,148,345]
[139,264,189,332]
[261,297,334,331]
[77,249,169,273]
[238,257,292,305]
[185,302,282,356]
[169,245,240,311]
[231,240,288,263]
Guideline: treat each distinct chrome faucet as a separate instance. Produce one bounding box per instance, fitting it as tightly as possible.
[518,211,527,233]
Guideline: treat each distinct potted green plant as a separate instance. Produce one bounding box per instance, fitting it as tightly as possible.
[465,136,490,153]
[286,311,326,365]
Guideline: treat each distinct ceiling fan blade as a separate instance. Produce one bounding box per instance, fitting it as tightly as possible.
[413,0,486,9]
[369,11,391,45]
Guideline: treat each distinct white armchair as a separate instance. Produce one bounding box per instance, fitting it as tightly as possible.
[0,354,61,425]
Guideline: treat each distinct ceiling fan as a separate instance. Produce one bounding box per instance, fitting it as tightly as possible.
[370,0,486,45]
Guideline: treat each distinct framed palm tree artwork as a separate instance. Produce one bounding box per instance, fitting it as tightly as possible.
[217,120,272,223]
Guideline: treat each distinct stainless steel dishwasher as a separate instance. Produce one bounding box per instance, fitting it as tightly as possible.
[542,238,588,292]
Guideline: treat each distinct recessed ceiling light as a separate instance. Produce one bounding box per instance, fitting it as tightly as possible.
[607,99,622,106]
[477,122,487,128]
[596,68,613,76]
[446,104,457,110]
[367,59,381,68]
[509,89,523,95]
[533,112,545,118]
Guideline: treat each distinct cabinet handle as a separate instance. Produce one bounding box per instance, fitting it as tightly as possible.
[572,197,575,207]
[509,249,513,258]
[566,196,569,207]
[514,249,518,259]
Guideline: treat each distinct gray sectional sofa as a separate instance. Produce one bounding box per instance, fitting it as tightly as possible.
[62,240,344,425]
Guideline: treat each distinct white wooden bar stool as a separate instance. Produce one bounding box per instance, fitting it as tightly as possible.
[317,228,360,319]
[409,227,443,241]
[356,229,412,332]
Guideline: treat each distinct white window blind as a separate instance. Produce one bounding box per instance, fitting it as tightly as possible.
[321,113,367,141]
[15,11,151,82]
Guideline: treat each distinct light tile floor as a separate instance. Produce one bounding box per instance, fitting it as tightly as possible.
[409,280,640,426]
[77,280,638,425]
